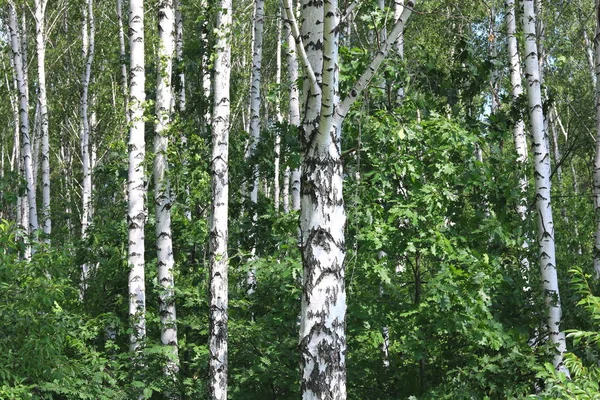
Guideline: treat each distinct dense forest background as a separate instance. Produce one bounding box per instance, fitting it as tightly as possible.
[1,0,600,398]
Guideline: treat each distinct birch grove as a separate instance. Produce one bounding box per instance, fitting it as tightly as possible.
[2,0,600,397]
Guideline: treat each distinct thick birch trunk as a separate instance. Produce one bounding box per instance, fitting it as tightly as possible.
[8,2,39,238]
[521,0,567,373]
[35,0,51,240]
[128,0,147,355]
[80,0,95,293]
[155,0,179,375]
[209,0,232,397]
[594,0,600,278]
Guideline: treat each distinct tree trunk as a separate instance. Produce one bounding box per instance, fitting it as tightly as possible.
[593,0,600,278]
[117,0,129,123]
[8,1,39,240]
[155,0,179,375]
[35,0,51,240]
[208,0,232,396]
[287,0,414,397]
[80,0,95,294]
[521,0,567,374]
[128,0,147,355]
[274,7,283,210]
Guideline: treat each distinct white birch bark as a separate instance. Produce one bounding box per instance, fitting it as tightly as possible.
[246,0,264,205]
[274,8,283,210]
[175,0,186,112]
[521,0,567,373]
[35,0,51,240]
[507,0,528,220]
[8,1,39,239]
[80,0,95,292]
[155,0,179,374]
[209,0,232,396]
[394,0,405,102]
[593,0,600,278]
[293,0,415,397]
[283,9,301,211]
[117,0,129,123]
[128,0,147,355]
[585,29,596,86]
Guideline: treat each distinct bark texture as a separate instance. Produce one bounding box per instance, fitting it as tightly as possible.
[209,0,232,397]
[128,0,147,354]
[594,0,600,278]
[155,0,179,374]
[521,0,567,373]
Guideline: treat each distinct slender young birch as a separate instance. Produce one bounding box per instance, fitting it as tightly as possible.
[246,0,265,206]
[117,0,129,123]
[286,0,415,397]
[394,0,404,101]
[283,9,301,211]
[507,0,528,221]
[35,0,51,240]
[175,0,186,112]
[521,0,567,373]
[8,2,39,238]
[209,0,232,396]
[593,0,600,278]
[128,0,147,355]
[154,0,179,374]
[274,8,283,210]
[80,0,95,292]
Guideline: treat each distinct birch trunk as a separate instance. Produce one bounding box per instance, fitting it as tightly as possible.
[209,0,232,396]
[284,10,301,211]
[80,0,95,292]
[507,0,528,220]
[128,0,147,355]
[175,0,186,112]
[521,0,567,373]
[274,8,283,210]
[155,0,179,374]
[394,0,405,102]
[35,0,51,240]
[8,2,39,238]
[593,0,600,278]
[117,0,129,123]
[288,0,414,396]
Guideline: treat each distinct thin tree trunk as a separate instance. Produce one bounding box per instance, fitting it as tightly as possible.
[208,0,232,396]
[35,0,51,240]
[80,0,95,294]
[117,0,129,123]
[394,0,405,102]
[128,0,147,356]
[8,1,39,240]
[274,7,283,210]
[175,0,186,112]
[521,0,567,374]
[154,0,179,375]
[593,0,600,278]
[284,9,301,211]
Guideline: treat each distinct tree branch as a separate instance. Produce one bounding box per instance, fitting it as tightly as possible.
[336,0,415,122]
[282,0,321,97]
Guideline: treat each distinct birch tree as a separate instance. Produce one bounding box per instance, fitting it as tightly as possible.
[35,0,50,240]
[117,0,129,123]
[209,0,232,396]
[8,1,39,240]
[128,0,147,355]
[521,0,567,373]
[593,0,600,278]
[154,0,179,375]
[80,0,95,291]
[285,0,415,397]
